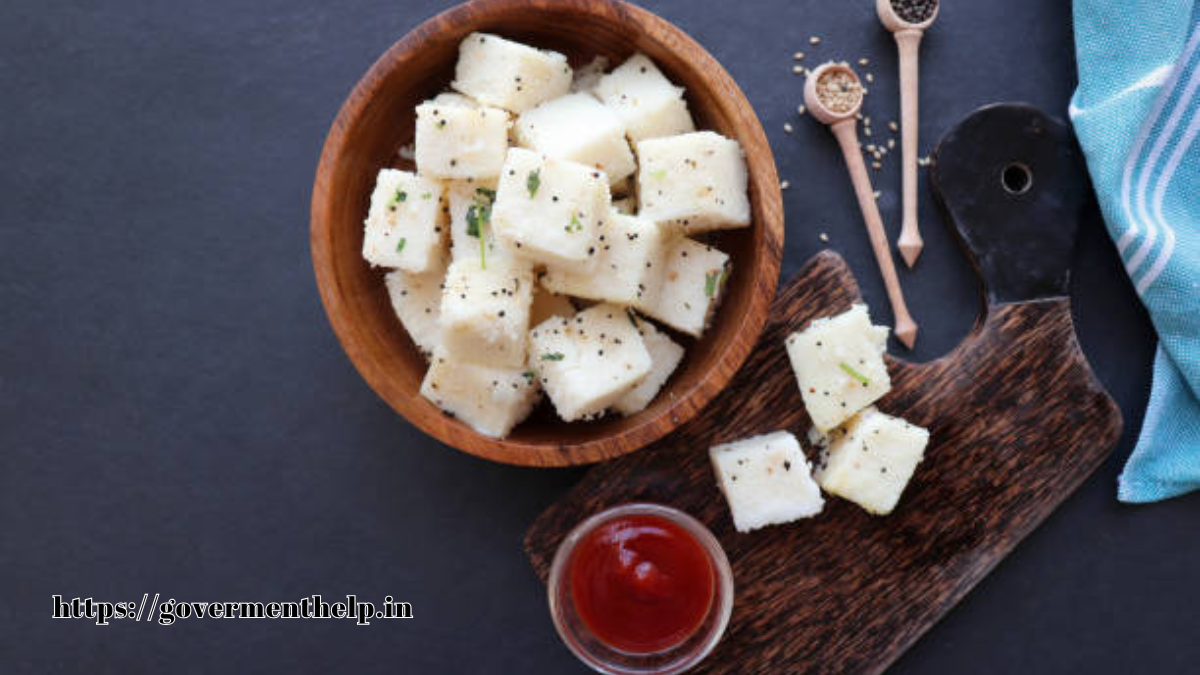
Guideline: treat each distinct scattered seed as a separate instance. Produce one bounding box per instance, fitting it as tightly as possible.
[866,144,877,153]
[873,190,881,199]
[858,57,870,66]
[793,51,805,60]
[872,161,883,170]
[819,232,830,242]
[865,72,874,83]
[889,120,899,132]
[781,179,791,190]
[809,36,822,44]
[783,123,794,133]
[797,105,807,116]
[888,138,895,149]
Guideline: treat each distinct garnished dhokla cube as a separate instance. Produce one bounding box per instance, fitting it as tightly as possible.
[614,316,685,416]
[419,350,540,439]
[814,407,930,515]
[362,169,446,272]
[529,303,652,422]
[450,33,572,114]
[415,102,510,179]
[634,236,729,338]
[439,257,534,368]
[384,256,446,360]
[529,286,575,326]
[491,148,609,266]
[785,304,891,432]
[709,431,824,533]
[445,179,511,266]
[515,93,637,186]
[594,53,696,142]
[540,210,666,305]
[637,131,751,233]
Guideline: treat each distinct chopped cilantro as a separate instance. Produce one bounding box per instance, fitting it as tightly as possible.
[651,169,666,180]
[395,237,407,253]
[421,192,432,199]
[626,308,639,328]
[704,270,720,297]
[839,362,871,386]
[527,169,541,198]
[465,189,496,268]
[566,212,582,233]
[540,352,565,362]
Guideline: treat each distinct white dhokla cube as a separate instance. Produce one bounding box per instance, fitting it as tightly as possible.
[709,431,824,533]
[529,287,575,326]
[786,304,892,432]
[491,148,609,266]
[415,102,510,179]
[614,317,684,416]
[637,131,751,233]
[445,179,512,266]
[439,257,534,368]
[594,53,696,142]
[529,303,652,422]
[384,257,446,360]
[419,350,540,438]
[540,210,665,305]
[515,93,637,186]
[362,169,446,272]
[815,407,930,515]
[634,236,729,338]
[451,33,572,113]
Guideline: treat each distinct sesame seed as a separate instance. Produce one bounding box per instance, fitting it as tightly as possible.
[819,232,829,242]
[781,179,790,190]
[783,123,794,133]
[858,57,870,66]
[889,120,899,132]
[809,36,821,44]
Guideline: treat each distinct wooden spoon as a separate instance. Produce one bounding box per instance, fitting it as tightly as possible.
[805,63,918,349]
[877,0,939,268]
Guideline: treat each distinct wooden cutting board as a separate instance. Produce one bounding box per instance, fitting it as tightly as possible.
[525,104,1122,674]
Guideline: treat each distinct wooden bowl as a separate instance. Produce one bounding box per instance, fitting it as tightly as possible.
[311,0,784,467]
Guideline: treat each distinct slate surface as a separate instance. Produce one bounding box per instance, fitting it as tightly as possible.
[1,1,1196,673]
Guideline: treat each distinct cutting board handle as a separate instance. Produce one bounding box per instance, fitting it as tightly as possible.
[930,103,1091,305]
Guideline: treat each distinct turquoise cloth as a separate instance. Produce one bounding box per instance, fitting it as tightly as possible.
[1070,1,1200,502]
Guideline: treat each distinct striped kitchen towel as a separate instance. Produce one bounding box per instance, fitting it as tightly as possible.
[1070,1,1200,502]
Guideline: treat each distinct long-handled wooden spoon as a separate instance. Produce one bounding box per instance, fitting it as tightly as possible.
[877,0,939,268]
[805,63,918,349]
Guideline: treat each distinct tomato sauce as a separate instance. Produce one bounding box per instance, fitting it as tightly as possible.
[569,513,715,654]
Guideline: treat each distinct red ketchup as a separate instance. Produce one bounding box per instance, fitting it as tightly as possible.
[569,513,715,654]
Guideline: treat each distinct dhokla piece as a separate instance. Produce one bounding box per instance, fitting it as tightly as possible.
[419,350,540,439]
[814,407,930,515]
[529,303,652,422]
[515,93,637,186]
[540,210,665,306]
[445,179,510,266]
[362,169,446,272]
[594,53,696,142]
[490,148,609,266]
[529,286,575,326]
[785,304,891,432]
[384,256,447,360]
[709,431,824,533]
[451,32,572,113]
[634,236,729,338]
[636,131,751,233]
[614,316,685,416]
[439,257,534,368]
[415,102,510,180]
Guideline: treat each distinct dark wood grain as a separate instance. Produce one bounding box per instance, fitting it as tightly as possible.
[310,0,784,467]
[524,251,1121,675]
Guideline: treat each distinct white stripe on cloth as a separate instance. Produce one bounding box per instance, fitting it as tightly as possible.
[1118,25,1200,256]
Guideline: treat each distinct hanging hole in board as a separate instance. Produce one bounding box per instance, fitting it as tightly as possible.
[1001,162,1033,195]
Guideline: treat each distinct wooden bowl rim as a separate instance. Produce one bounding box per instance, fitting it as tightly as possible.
[311,0,784,467]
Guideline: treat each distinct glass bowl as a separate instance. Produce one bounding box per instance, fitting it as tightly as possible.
[547,503,734,675]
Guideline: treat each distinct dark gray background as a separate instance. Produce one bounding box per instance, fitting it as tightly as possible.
[2,0,1197,673]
